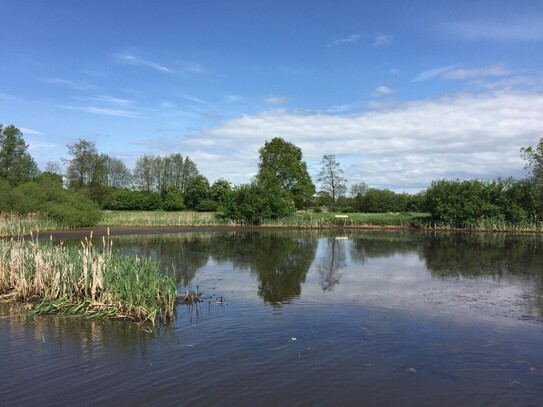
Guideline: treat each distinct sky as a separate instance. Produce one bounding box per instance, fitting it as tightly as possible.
[1,0,542,193]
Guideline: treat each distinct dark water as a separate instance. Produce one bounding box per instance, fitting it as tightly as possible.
[2,231,543,406]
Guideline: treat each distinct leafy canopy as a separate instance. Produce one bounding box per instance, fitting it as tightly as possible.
[0,124,39,185]
[256,137,315,209]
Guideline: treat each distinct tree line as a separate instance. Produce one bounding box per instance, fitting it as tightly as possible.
[1,123,542,227]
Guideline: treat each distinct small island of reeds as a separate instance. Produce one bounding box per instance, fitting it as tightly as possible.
[0,232,178,326]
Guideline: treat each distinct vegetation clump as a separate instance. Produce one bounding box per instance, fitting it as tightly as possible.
[0,233,177,325]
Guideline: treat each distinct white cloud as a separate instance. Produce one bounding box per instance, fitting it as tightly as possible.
[327,34,361,47]
[412,65,458,82]
[57,104,139,118]
[179,91,543,191]
[372,86,394,97]
[373,35,393,47]
[40,77,92,91]
[444,65,510,80]
[444,17,543,42]
[20,127,43,136]
[263,96,287,105]
[114,53,172,73]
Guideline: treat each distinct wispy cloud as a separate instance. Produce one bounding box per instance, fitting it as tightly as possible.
[263,96,287,105]
[0,92,19,101]
[20,127,43,136]
[181,61,206,74]
[57,104,139,118]
[86,95,135,106]
[373,35,393,47]
[180,94,212,107]
[114,53,173,73]
[372,86,394,97]
[412,65,458,82]
[39,77,92,91]
[443,16,543,42]
[327,34,361,47]
[443,65,510,80]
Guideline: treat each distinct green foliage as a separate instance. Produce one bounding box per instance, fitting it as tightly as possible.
[1,174,101,227]
[44,195,101,227]
[65,139,105,189]
[224,182,296,225]
[210,178,231,204]
[195,198,218,212]
[521,137,543,185]
[354,188,416,213]
[0,124,39,185]
[424,178,542,227]
[184,174,210,209]
[256,137,315,209]
[162,186,185,211]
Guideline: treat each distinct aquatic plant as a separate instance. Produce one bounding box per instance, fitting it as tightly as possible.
[0,232,177,325]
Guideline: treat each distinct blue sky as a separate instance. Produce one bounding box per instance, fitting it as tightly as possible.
[1,0,542,192]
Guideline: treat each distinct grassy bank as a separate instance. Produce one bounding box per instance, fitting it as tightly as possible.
[3,210,542,235]
[0,235,177,325]
[0,212,65,237]
[97,210,431,228]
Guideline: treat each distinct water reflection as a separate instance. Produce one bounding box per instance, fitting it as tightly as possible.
[316,238,347,291]
[107,231,543,317]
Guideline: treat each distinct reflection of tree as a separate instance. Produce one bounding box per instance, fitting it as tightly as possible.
[112,232,318,305]
[211,233,318,304]
[112,234,212,285]
[422,233,543,316]
[421,233,543,278]
[316,238,347,291]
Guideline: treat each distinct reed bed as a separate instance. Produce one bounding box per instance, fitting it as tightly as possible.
[98,210,430,229]
[0,212,63,237]
[98,210,231,227]
[0,233,177,325]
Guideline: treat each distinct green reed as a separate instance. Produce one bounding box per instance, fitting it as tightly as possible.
[0,233,177,325]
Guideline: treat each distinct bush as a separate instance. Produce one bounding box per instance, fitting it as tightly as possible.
[162,187,185,211]
[224,182,296,225]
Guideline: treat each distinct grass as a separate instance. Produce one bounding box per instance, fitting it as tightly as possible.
[3,209,542,234]
[0,232,177,326]
[97,210,430,229]
[0,212,64,237]
[98,210,231,227]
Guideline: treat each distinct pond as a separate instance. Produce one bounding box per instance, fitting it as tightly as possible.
[2,230,543,406]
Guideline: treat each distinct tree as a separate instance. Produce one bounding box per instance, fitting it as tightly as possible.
[317,154,347,203]
[44,161,63,176]
[184,174,210,209]
[65,139,105,189]
[224,181,296,225]
[133,154,156,192]
[103,155,132,188]
[521,137,543,185]
[350,181,369,198]
[256,137,315,209]
[0,124,39,185]
[210,178,231,205]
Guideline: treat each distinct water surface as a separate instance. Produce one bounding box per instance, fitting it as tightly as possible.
[2,231,543,406]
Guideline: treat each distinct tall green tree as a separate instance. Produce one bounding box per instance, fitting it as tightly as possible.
[521,137,543,185]
[317,154,347,203]
[133,154,156,192]
[256,137,315,209]
[0,124,39,185]
[65,139,105,189]
[184,174,210,209]
[103,155,132,188]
